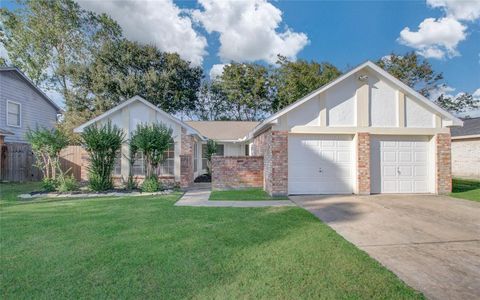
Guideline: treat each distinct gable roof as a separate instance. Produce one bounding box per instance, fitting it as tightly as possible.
[0,67,62,112]
[73,95,206,140]
[451,117,480,139]
[247,60,463,138]
[186,121,259,141]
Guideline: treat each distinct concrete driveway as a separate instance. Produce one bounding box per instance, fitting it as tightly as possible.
[290,194,480,300]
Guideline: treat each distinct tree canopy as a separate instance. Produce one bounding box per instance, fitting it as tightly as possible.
[272,55,341,110]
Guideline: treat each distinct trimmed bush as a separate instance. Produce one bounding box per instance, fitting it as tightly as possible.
[41,178,58,192]
[57,175,79,192]
[141,176,160,192]
[81,122,125,191]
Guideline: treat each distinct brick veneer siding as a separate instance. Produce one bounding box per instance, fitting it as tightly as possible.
[180,128,195,188]
[252,129,288,196]
[356,132,371,195]
[436,133,452,194]
[211,156,264,190]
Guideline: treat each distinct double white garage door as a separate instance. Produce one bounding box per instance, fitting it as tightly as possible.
[288,134,431,194]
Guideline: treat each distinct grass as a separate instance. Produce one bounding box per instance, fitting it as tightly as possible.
[450,178,480,202]
[0,181,42,207]
[209,188,289,201]
[0,183,423,299]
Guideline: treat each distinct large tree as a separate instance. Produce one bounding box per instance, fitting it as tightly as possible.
[213,63,271,121]
[0,0,122,110]
[272,55,341,111]
[193,82,231,121]
[72,39,203,114]
[376,52,443,98]
[435,92,479,114]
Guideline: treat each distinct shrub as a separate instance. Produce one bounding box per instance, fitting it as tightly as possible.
[205,139,218,175]
[130,123,173,178]
[42,178,58,192]
[141,176,160,192]
[26,127,69,180]
[57,175,79,192]
[81,122,125,191]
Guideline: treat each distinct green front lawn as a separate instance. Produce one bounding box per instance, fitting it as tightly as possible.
[209,188,289,201]
[450,178,480,202]
[0,183,422,299]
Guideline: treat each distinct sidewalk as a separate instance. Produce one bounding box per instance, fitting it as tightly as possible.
[175,185,295,207]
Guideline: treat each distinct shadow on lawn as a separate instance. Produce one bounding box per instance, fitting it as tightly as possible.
[1,195,323,299]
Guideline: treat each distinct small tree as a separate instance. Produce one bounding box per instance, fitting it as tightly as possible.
[81,122,125,191]
[205,139,218,175]
[130,123,174,178]
[26,127,69,180]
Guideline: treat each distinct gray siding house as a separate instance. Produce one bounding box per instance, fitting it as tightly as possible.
[0,67,61,143]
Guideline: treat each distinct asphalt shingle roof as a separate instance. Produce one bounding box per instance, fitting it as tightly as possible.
[450,117,480,137]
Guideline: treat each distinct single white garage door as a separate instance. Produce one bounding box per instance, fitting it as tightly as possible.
[288,135,354,194]
[371,136,431,193]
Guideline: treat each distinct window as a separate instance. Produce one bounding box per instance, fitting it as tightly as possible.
[113,152,122,175]
[245,144,250,156]
[158,145,175,176]
[194,142,198,172]
[7,101,21,127]
[216,144,224,156]
[201,144,208,170]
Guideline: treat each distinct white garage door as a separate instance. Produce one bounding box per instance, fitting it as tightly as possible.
[288,135,354,194]
[371,136,431,193]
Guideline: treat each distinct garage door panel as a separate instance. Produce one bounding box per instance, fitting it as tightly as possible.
[371,136,431,194]
[289,134,353,194]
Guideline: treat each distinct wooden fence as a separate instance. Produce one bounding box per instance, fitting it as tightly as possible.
[0,144,85,182]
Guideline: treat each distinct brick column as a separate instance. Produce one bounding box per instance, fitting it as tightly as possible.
[267,131,288,196]
[356,132,370,195]
[180,128,194,188]
[436,133,452,194]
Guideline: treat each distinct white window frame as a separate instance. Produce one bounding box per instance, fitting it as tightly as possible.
[7,100,22,128]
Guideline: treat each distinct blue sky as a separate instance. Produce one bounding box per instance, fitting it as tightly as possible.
[2,0,480,111]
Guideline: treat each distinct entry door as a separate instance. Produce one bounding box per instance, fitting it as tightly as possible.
[371,136,430,193]
[288,135,354,194]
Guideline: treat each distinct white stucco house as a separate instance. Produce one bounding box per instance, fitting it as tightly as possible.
[75,61,463,194]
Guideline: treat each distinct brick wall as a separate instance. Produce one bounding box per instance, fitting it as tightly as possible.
[252,129,288,196]
[436,133,452,194]
[180,128,194,188]
[451,138,480,179]
[211,156,264,190]
[356,132,370,195]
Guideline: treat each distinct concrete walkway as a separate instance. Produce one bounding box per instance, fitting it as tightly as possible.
[291,194,480,300]
[175,185,295,207]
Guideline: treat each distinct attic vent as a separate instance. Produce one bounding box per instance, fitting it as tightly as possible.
[358,74,368,82]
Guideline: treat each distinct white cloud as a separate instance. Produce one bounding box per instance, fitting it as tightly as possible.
[192,0,308,64]
[427,0,480,21]
[473,88,480,99]
[429,84,456,101]
[77,0,207,65]
[209,64,227,79]
[398,17,466,59]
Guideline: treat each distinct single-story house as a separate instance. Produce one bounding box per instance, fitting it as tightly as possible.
[75,61,463,194]
[0,67,62,143]
[450,117,480,179]
[74,96,207,187]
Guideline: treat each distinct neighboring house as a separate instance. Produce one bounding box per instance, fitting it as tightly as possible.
[450,117,480,179]
[74,96,207,187]
[0,67,61,143]
[76,61,463,194]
